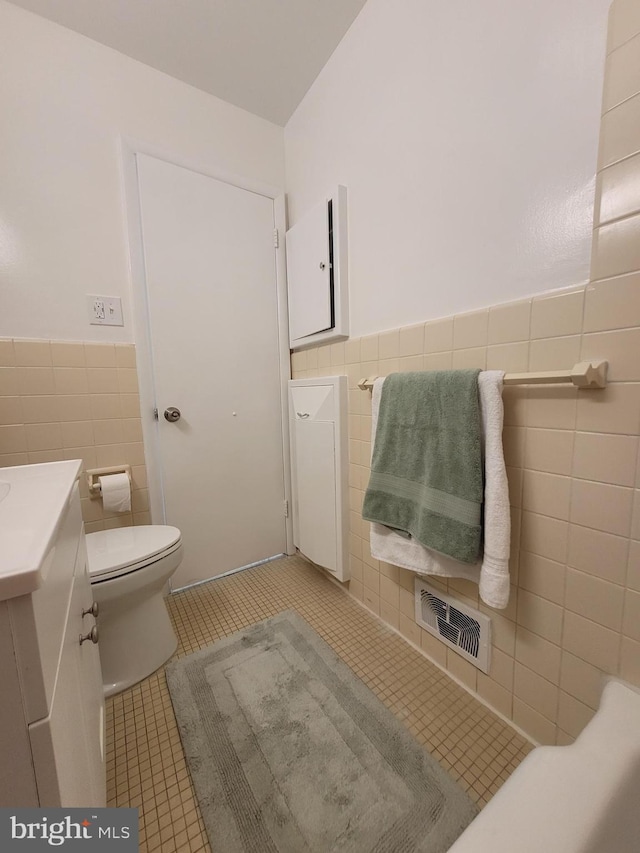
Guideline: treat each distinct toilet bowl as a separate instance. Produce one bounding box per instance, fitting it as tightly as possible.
[86,525,183,697]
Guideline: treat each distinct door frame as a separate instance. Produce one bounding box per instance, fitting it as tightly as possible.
[119,138,295,558]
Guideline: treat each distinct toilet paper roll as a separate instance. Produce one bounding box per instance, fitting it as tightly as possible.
[99,472,131,513]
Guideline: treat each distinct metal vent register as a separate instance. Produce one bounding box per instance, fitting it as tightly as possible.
[415,579,491,673]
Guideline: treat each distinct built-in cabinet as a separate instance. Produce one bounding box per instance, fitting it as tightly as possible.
[0,461,105,807]
[289,376,349,582]
[286,186,348,350]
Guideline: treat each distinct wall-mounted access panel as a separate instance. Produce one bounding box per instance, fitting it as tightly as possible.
[286,186,348,350]
[288,376,349,582]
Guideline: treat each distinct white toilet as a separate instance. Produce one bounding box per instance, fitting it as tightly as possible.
[86,525,183,697]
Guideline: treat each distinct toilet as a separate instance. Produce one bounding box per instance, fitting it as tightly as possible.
[86,525,183,697]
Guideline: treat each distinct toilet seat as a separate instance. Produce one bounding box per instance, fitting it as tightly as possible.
[87,525,182,582]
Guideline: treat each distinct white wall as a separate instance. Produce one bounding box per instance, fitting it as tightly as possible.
[285,0,611,339]
[0,1,284,343]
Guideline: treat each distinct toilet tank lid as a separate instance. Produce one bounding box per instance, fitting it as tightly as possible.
[86,525,181,576]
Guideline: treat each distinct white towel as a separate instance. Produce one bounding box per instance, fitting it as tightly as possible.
[369,371,511,609]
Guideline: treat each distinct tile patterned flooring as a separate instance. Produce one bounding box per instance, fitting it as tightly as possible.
[106,555,533,852]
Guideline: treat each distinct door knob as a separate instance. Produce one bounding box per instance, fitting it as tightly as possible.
[164,407,181,422]
[79,626,99,645]
[82,602,99,618]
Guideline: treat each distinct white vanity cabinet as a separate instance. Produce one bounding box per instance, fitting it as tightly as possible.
[0,460,106,807]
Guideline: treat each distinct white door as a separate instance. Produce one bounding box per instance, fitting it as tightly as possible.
[136,154,287,589]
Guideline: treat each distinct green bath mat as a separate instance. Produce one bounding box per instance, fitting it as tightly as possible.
[166,610,478,852]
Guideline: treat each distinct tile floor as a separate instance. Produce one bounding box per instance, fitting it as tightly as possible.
[106,555,533,852]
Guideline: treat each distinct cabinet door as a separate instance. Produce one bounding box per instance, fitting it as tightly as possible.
[75,537,106,807]
[29,574,93,806]
[29,544,105,807]
[286,199,332,342]
[11,486,82,723]
[293,420,337,571]
[0,602,39,806]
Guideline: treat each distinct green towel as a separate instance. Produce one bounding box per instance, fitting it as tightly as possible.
[362,370,483,564]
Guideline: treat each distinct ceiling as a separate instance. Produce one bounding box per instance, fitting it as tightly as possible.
[7,0,368,125]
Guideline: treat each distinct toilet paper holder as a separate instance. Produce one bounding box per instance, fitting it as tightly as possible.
[87,465,132,498]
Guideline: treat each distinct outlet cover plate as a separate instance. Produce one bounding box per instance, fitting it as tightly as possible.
[88,294,124,326]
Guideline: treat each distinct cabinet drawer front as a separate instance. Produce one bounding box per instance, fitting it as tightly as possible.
[11,483,82,722]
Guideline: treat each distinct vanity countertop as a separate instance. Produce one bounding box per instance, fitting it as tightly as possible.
[0,460,82,601]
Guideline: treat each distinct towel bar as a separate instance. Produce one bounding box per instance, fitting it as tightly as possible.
[357,360,608,392]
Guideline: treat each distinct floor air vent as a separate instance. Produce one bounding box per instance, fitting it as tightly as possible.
[415,579,491,673]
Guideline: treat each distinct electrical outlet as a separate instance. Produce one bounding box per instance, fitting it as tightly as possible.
[92,298,106,320]
[87,294,124,326]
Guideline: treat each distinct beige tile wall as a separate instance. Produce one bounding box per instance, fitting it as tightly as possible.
[292,284,639,746]
[291,0,640,746]
[0,339,150,532]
